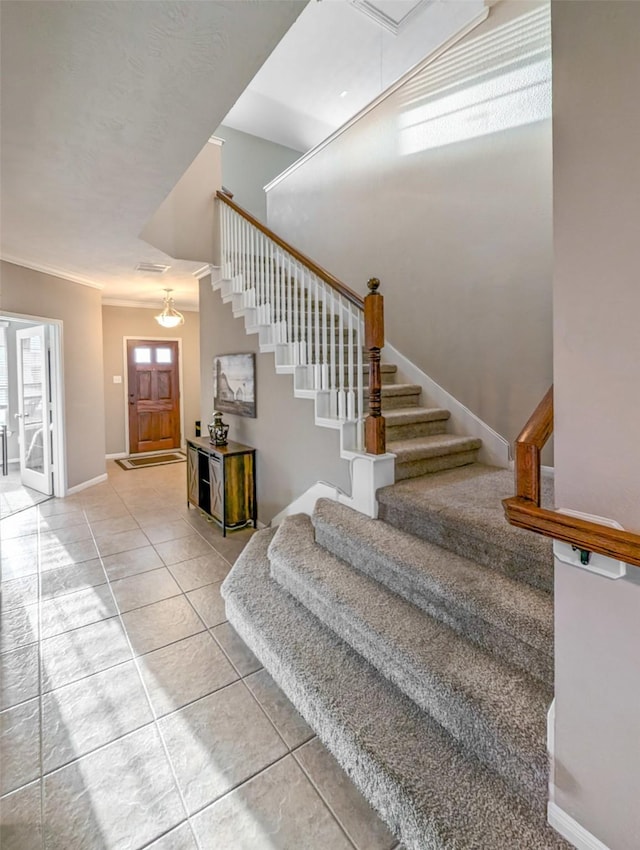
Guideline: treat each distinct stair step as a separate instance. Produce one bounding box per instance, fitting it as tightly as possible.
[365,383,422,409]
[222,529,571,850]
[270,515,550,804]
[389,433,482,478]
[378,464,555,592]
[312,498,553,684]
[384,406,450,440]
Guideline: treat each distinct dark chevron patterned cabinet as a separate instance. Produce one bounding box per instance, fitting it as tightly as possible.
[186,437,256,536]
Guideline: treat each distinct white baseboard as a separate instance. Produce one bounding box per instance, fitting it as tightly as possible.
[271,481,341,527]
[66,473,108,495]
[105,452,127,460]
[384,341,511,468]
[548,803,610,850]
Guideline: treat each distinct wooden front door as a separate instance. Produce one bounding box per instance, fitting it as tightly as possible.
[127,340,180,454]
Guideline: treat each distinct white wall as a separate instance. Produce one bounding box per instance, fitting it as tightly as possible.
[266,1,553,448]
[1,261,106,489]
[551,3,640,848]
[199,277,350,524]
[140,140,222,265]
[214,124,302,222]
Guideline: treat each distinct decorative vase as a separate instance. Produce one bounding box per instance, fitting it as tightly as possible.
[208,411,229,446]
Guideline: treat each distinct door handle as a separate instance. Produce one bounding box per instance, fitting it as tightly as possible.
[14,413,23,419]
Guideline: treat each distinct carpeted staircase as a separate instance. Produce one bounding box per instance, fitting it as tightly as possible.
[365,360,483,479]
[222,463,569,849]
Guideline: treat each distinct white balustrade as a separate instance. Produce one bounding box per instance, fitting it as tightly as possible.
[218,202,365,441]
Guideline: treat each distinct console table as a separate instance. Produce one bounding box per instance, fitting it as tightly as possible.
[186,437,256,536]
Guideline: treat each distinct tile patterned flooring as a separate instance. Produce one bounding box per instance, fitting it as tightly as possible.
[0,461,399,850]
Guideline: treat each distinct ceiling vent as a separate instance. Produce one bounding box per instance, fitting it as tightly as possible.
[135,262,170,274]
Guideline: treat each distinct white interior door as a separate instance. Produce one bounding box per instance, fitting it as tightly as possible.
[16,325,52,494]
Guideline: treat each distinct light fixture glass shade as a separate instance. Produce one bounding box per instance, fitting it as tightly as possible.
[155,289,184,328]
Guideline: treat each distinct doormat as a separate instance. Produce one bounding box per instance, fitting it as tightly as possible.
[115,452,186,470]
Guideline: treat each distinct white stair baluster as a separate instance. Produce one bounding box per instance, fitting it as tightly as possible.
[338,295,345,419]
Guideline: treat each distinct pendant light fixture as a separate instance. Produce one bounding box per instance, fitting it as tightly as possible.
[155,289,184,328]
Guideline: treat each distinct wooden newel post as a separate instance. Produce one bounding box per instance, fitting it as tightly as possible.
[364,277,386,455]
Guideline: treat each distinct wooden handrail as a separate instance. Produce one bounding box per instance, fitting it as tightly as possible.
[216,191,364,309]
[514,385,553,505]
[503,385,640,568]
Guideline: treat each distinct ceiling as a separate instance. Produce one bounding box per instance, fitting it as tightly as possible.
[224,0,486,152]
[0,0,306,309]
[0,0,485,309]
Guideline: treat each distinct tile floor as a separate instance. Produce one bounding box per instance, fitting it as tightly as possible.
[1,464,52,519]
[0,460,399,850]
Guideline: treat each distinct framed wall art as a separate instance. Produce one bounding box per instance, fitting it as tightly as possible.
[213,353,256,418]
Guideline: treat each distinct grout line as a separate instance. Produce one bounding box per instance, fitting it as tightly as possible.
[5,467,263,850]
[79,518,201,849]
[36,505,46,849]
[292,746,362,850]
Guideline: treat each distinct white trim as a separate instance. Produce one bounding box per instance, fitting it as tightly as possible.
[264,7,489,192]
[49,322,68,497]
[66,473,108,495]
[0,255,104,290]
[548,803,611,850]
[1,311,67,497]
[350,0,433,36]
[193,264,217,280]
[105,452,128,460]
[122,337,185,455]
[384,341,511,467]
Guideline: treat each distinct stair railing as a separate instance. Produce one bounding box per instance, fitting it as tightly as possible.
[216,191,386,455]
[503,386,640,568]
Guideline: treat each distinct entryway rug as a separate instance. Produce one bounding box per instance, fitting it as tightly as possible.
[115,452,186,470]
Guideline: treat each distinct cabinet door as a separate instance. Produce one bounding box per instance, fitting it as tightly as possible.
[209,455,223,521]
[187,445,199,507]
[226,453,253,527]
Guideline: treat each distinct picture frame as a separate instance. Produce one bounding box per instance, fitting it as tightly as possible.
[213,353,256,418]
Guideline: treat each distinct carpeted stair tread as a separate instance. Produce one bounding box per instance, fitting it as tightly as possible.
[222,530,570,850]
[312,498,553,682]
[384,407,451,426]
[365,383,422,398]
[388,433,482,462]
[378,464,554,592]
[269,515,550,803]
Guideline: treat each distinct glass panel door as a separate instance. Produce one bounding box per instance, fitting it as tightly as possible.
[16,325,52,494]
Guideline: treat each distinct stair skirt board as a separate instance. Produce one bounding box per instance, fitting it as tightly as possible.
[222,530,570,850]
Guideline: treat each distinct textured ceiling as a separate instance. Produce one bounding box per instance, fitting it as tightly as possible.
[0,0,305,308]
[0,0,485,309]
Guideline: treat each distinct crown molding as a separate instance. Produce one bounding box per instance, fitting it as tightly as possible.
[102,298,198,311]
[0,254,104,290]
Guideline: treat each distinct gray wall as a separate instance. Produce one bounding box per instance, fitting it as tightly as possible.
[214,124,302,222]
[266,1,553,447]
[552,3,640,848]
[199,277,350,524]
[1,261,106,489]
[102,305,201,456]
